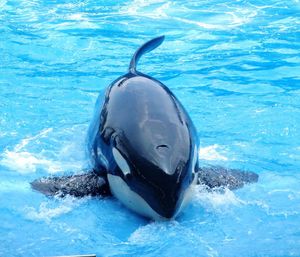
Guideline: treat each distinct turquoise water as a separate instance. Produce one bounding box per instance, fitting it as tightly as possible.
[1,0,300,256]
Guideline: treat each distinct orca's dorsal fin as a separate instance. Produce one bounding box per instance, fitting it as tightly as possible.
[129,35,165,73]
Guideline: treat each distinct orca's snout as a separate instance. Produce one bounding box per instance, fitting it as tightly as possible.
[149,162,191,219]
[157,192,181,219]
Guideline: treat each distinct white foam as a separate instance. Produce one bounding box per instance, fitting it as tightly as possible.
[1,145,82,174]
[0,0,7,9]
[128,221,177,244]
[121,0,169,18]
[174,16,234,30]
[128,224,157,244]
[67,13,85,21]
[25,202,73,222]
[24,196,86,223]
[0,128,59,173]
[199,144,228,161]
[121,1,258,29]
[0,127,86,174]
[194,185,243,211]
[225,8,258,27]
[15,128,53,152]
[55,20,98,29]
[1,150,62,173]
[244,199,299,218]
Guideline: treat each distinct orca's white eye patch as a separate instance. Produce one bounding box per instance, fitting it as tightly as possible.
[191,145,198,184]
[112,147,131,176]
[192,145,198,171]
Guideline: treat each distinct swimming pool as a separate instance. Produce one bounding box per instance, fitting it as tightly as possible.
[1,0,300,256]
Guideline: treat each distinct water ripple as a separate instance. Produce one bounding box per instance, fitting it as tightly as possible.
[1,0,300,256]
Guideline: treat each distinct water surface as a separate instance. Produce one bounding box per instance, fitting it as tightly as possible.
[1,0,300,256]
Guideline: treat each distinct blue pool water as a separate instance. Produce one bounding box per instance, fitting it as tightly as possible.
[1,0,300,256]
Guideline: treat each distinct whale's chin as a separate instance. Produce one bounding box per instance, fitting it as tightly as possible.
[107,174,193,221]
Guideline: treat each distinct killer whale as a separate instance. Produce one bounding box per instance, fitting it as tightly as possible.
[31,36,258,220]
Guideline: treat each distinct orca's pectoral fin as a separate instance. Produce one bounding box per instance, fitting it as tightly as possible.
[31,172,111,197]
[197,166,259,190]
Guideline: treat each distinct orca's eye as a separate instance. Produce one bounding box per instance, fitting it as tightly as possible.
[112,147,131,177]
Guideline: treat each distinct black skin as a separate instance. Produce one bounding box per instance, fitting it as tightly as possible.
[31,36,258,219]
[87,72,199,218]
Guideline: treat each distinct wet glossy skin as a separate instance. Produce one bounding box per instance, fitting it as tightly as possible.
[88,71,199,218]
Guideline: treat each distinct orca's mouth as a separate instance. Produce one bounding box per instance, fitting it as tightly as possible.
[124,176,187,219]
[121,159,194,219]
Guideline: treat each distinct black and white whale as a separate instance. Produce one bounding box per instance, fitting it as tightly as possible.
[31,36,258,220]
